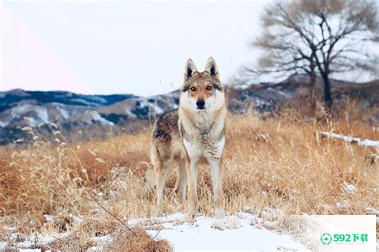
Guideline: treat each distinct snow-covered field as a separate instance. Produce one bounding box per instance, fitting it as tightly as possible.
[134,213,308,251]
[1,211,310,251]
[3,209,378,251]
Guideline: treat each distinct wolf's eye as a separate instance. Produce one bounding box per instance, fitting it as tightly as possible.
[190,87,196,92]
[206,86,213,90]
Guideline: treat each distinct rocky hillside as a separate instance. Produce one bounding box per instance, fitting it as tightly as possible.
[0,89,180,145]
[0,75,377,145]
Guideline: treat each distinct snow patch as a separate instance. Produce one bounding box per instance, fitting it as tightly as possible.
[129,213,308,251]
[233,83,252,90]
[153,105,164,115]
[92,112,114,126]
[56,105,69,119]
[10,105,50,127]
[365,207,379,216]
[320,131,379,147]
[344,181,357,192]
[83,111,114,126]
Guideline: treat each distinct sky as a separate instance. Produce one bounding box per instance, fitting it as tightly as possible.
[0,0,271,96]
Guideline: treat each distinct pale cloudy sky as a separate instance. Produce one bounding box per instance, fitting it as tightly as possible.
[1,0,271,96]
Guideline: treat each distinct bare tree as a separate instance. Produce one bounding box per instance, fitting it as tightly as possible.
[250,0,379,109]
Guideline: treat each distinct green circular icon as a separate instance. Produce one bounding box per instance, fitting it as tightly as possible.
[321,233,332,245]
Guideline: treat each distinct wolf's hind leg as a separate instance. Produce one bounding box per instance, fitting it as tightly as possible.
[154,162,172,216]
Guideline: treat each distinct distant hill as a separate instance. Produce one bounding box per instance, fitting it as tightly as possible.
[0,75,377,145]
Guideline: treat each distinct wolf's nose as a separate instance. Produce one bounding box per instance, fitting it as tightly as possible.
[196,99,205,109]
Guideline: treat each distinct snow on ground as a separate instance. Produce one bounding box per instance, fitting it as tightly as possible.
[343,181,357,192]
[0,231,70,251]
[130,213,309,251]
[233,83,252,90]
[1,212,310,251]
[320,131,379,147]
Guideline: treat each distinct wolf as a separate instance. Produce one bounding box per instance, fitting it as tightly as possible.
[150,57,227,218]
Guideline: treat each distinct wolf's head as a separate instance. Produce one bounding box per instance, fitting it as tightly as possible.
[180,57,225,113]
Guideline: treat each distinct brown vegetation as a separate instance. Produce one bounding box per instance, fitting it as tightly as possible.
[0,106,377,249]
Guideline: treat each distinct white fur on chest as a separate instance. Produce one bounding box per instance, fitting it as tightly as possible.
[193,112,214,131]
[183,135,225,159]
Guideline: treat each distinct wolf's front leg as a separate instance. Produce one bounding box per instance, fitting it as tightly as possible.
[208,157,224,218]
[175,158,187,202]
[185,157,199,219]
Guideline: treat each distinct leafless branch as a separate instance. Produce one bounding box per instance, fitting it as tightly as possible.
[90,195,137,236]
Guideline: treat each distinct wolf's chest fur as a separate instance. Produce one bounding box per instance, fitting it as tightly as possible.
[182,133,225,160]
[179,110,226,160]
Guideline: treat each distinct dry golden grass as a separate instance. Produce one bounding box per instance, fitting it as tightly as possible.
[0,110,378,250]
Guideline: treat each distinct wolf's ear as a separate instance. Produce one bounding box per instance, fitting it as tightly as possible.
[184,58,198,80]
[204,57,220,80]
